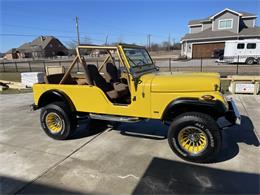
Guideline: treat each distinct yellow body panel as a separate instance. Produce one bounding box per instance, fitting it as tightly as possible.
[150,72,220,92]
[33,72,227,119]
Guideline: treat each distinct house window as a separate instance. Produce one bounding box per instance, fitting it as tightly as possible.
[49,44,53,48]
[247,43,256,49]
[218,19,233,29]
[237,43,244,49]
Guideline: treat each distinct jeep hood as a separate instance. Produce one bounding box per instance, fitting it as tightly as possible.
[148,72,220,92]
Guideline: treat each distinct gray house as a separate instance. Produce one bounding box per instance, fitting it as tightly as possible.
[181,8,260,58]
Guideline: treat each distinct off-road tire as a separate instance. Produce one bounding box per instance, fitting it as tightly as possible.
[245,57,255,65]
[168,112,221,163]
[40,101,77,140]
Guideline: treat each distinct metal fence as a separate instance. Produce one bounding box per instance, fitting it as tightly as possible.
[1,56,260,77]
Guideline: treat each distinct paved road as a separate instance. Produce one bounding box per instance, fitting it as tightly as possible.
[0,93,259,194]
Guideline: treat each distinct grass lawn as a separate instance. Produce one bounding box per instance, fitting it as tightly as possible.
[0,88,32,94]
[0,72,21,82]
[0,72,32,94]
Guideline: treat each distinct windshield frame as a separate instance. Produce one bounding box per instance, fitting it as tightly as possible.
[121,45,156,78]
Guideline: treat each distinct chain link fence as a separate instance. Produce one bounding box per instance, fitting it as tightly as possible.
[1,56,260,77]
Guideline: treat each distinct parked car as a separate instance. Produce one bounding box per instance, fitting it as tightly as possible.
[223,39,260,64]
[212,48,224,59]
[31,44,240,163]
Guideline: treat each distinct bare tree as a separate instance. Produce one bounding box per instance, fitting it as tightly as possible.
[150,43,160,51]
[66,40,78,49]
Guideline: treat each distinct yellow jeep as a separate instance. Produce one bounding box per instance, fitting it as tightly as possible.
[32,44,240,163]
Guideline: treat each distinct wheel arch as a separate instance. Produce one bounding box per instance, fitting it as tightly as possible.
[37,90,76,112]
[161,98,227,122]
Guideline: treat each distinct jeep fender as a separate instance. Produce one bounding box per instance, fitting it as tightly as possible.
[37,90,76,112]
[161,98,227,122]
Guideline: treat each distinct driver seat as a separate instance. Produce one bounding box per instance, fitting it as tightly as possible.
[103,62,129,92]
[83,64,128,100]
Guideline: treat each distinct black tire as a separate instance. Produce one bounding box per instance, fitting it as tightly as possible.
[245,57,255,65]
[257,58,260,65]
[168,112,221,163]
[40,101,77,140]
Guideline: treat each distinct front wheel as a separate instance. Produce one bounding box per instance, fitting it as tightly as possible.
[168,112,221,163]
[40,102,77,140]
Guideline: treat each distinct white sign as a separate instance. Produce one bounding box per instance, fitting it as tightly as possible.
[235,83,255,93]
[21,72,44,87]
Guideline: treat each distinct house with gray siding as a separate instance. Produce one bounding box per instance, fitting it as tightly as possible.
[181,8,260,58]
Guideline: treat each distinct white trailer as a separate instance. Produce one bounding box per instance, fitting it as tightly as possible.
[223,39,260,64]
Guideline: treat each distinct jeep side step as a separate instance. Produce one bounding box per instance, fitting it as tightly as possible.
[89,113,141,123]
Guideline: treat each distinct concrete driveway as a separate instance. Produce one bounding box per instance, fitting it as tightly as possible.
[0,93,259,194]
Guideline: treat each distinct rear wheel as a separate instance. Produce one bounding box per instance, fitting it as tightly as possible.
[40,102,77,140]
[168,112,221,163]
[245,57,255,65]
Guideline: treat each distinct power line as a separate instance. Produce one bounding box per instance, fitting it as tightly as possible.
[0,33,105,43]
[2,24,75,34]
[2,23,108,36]
[0,33,75,38]
[2,18,168,41]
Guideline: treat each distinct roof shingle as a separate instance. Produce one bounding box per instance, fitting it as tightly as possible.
[181,27,260,41]
[188,9,256,25]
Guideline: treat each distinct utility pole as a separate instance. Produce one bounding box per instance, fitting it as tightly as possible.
[147,34,151,51]
[168,33,171,51]
[105,34,108,45]
[172,38,175,45]
[146,35,148,49]
[76,16,80,45]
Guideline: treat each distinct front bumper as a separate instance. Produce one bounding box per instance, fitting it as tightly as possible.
[226,99,241,125]
[218,99,241,128]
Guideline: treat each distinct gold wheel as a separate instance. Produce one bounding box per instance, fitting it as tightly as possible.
[45,112,63,133]
[178,126,208,156]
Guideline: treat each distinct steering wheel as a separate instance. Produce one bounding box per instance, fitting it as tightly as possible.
[136,59,146,66]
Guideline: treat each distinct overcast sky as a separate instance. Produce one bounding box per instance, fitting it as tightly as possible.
[0,0,259,52]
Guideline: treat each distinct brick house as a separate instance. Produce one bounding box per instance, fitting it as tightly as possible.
[4,36,68,60]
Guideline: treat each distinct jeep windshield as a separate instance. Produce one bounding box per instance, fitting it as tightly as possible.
[123,47,156,76]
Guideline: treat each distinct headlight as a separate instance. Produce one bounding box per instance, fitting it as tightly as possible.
[201,95,215,101]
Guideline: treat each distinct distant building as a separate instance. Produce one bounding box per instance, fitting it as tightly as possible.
[4,36,68,60]
[181,8,260,58]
